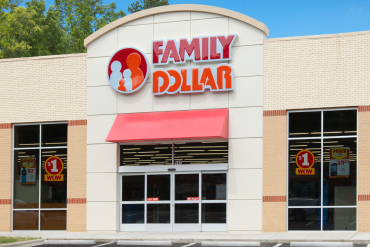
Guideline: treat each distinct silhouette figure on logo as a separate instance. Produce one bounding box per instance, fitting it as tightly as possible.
[118,78,126,91]
[109,61,123,90]
[121,69,133,91]
[127,53,144,90]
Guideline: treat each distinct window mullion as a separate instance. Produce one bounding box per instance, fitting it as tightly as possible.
[321,110,324,231]
[172,143,174,166]
[38,124,42,231]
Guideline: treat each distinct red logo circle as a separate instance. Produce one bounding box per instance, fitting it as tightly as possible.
[107,47,149,93]
[44,156,64,175]
[295,150,315,169]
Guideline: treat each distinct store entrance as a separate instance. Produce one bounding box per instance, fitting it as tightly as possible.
[120,172,227,232]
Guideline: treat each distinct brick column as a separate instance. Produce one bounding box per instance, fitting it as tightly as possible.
[262,110,287,232]
[358,106,370,232]
[0,123,12,232]
[67,120,87,232]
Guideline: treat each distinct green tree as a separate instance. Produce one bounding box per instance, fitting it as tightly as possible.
[0,6,36,58]
[0,0,68,58]
[0,0,21,13]
[0,0,170,58]
[26,0,69,56]
[54,0,125,53]
[128,0,169,14]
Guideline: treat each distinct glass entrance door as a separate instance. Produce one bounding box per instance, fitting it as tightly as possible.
[145,173,172,231]
[120,171,227,232]
[173,172,201,231]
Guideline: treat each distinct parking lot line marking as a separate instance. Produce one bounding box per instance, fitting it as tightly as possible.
[182,243,196,247]
[273,244,282,247]
[94,242,115,247]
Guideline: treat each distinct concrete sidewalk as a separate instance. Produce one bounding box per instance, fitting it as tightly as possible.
[0,231,369,244]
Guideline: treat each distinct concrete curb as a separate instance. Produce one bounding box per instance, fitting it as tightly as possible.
[44,240,96,245]
[201,242,260,246]
[117,240,172,245]
[290,242,353,247]
[0,239,44,247]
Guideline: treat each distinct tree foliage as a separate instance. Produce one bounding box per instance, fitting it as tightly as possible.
[0,0,67,58]
[128,0,169,14]
[54,0,125,53]
[0,0,170,58]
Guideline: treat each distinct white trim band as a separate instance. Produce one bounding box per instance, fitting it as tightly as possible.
[118,163,228,173]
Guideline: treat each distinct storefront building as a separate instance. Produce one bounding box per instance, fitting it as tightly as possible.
[0,4,369,233]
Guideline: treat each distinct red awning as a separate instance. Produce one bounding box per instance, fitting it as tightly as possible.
[106,109,228,143]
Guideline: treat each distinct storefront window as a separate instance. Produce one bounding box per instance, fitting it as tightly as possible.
[13,123,67,231]
[289,111,321,138]
[147,175,170,201]
[41,148,67,208]
[13,149,40,209]
[14,125,40,148]
[122,175,144,201]
[147,204,170,224]
[175,174,199,200]
[120,143,172,166]
[202,203,227,224]
[174,141,228,164]
[288,139,321,207]
[288,109,357,231]
[120,141,228,166]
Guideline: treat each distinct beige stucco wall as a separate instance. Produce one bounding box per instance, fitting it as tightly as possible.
[86,11,265,232]
[0,53,87,124]
[264,31,370,111]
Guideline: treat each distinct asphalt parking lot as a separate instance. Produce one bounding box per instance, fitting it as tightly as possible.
[40,242,369,247]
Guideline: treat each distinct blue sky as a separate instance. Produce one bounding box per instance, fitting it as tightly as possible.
[45,0,370,38]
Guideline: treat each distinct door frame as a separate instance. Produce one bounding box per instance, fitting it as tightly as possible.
[145,172,172,232]
[119,170,227,232]
[172,171,201,232]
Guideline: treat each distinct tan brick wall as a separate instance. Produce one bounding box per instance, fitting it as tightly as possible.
[358,201,370,232]
[67,204,86,232]
[0,128,12,231]
[264,31,370,111]
[358,111,370,231]
[263,202,286,232]
[0,53,87,124]
[358,111,370,195]
[67,124,87,232]
[262,115,287,232]
[0,205,11,232]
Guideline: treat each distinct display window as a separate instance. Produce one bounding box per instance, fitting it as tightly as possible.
[12,123,67,231]
[120,141,228,166]
[288,109,357,231]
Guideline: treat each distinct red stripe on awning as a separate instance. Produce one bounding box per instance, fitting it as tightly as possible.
[106,109,228,143]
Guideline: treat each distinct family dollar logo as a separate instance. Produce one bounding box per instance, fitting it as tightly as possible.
[107,47,150,93]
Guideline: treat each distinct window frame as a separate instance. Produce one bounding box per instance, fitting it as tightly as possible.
[287,108,358,232]
[12,122,68,231]
[119,171,228,232]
